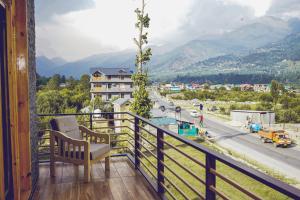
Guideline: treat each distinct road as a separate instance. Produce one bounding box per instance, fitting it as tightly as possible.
[151,91,300,182]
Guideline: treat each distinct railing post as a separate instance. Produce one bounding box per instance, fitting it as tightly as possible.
[134,117,140,169]
[157,129,165,196]
[89,113,93,130]
[206,154,216,200]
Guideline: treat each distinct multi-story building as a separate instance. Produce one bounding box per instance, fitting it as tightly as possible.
[90,67,134,101]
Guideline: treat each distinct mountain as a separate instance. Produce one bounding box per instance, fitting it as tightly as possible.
[50,50,136,77]
[171,33,300,83]
[36,17,300,82]
[36,56,66,76]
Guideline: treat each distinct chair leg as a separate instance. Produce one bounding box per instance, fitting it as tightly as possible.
[105,156,110,171]
[84,162,90,182]
[50,159,55,177]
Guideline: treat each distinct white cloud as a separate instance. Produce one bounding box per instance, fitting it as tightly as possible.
[35,0,298,61]
[36,0,193,60]
[227,0,272,17]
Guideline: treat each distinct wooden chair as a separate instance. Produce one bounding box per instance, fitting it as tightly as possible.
[49,116,110,182]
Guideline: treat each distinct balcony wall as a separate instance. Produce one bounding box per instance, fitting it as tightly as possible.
[27,0,39,189]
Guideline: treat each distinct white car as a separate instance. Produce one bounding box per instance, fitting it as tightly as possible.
[190,110,200,117]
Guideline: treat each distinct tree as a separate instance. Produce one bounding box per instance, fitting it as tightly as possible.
[79,74,91,91]
[36,90,65,114]
[130,0,153,118]
[67,76,77,90]
[270,80,283,110]
[47,74,61,90]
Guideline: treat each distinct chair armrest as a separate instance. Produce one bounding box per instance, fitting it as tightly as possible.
[50,130,88,145]
[50,130,90,160]
[79,125,110,144]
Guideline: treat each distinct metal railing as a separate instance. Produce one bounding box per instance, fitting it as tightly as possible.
[37,112,300,200]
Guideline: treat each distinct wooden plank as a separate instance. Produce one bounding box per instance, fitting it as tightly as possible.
[108,178,132,200]
[121,176,154,200]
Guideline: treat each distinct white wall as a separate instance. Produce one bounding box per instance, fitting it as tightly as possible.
[231,111,275,125]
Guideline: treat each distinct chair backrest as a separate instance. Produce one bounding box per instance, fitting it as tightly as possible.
[50,116,82,140]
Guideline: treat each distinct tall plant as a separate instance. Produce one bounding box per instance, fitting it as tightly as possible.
[130,0,153,118]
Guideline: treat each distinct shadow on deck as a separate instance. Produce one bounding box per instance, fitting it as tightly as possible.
[32,157,159,200]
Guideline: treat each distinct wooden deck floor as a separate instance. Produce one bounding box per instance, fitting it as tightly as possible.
[32,157,159,200]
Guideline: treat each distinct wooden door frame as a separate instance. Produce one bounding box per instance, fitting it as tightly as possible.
[0,1,31,200]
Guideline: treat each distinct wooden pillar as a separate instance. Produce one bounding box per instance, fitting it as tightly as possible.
[15,0,31,195]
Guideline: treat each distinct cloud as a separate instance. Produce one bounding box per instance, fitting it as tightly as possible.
[35,0,95,23]
[169,0,256,43]
[267,0,300,18]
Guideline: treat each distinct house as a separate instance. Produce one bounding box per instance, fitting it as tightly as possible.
[253,84,270,92]
[240,84,254,91]
[90,67,134,101]
[113,98,132,133]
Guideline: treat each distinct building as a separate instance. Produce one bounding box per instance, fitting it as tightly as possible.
[90,67,134,101]
[253,84,270,92]
[231,110,275,126]
[113,98,132,133]
[240,84,254,91]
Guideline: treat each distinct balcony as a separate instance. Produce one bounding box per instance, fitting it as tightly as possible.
[90,87,134,93]
[90,76,133,83]
[35,112,300,200]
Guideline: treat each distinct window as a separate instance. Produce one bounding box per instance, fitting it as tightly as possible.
[107,75,111,80]
[121,76,124,80]
[108,84,112,89]
[121,93,124,98]
[93,71,101,77]
[108,94,112,99]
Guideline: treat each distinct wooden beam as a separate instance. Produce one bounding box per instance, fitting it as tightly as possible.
[6,0,22,199]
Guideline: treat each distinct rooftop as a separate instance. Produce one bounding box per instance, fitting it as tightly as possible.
[90,67,134,76]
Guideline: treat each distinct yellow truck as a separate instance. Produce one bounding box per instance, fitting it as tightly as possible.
[258,129,291,147]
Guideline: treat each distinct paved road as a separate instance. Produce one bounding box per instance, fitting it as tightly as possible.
[151,91,300,181]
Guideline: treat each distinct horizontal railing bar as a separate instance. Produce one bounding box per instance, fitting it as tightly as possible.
[111,139,128,143]
[137,149,157,170]
[126,147,135,155]
[211,169,262,200]
[139,133,157,148]
[126,133,134,140]
[38,145,50,148]
[161,171,190,200]
[109,133,128,136]
[139,159,157,180]
[159,160,204,199]
[136,140,157,159]
[163,152,205,185]
[162,139,205,168]
[138,125,157,137]
[160,182,177,200]
[111,146,127,150]
[37,112,129,117]
[209,186,230,200]
[127,140,135,148]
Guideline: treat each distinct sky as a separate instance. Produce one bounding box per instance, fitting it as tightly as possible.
[35,0,300,61]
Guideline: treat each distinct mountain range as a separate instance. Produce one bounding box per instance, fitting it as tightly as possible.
[36,16,300,83]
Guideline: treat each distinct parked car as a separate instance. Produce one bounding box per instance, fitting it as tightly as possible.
[190,110,200,117]
[169,101,174,106]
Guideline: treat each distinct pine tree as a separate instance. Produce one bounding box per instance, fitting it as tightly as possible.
[130,0,153,118]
